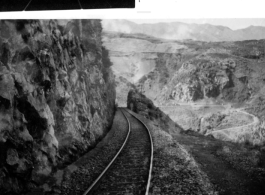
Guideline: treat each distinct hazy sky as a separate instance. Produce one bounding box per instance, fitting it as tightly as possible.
[128,19,265,30]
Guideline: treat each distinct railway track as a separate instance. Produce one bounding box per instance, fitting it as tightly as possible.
[83,108,153,195]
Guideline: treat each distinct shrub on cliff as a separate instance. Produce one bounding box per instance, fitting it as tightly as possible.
[102,46,113,82]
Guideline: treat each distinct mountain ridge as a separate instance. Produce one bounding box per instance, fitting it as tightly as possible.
[102,19,265,42]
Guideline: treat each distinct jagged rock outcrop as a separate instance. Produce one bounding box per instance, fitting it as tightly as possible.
[169,63,202,102]
[0,20,116,194]
[166,59,235,102]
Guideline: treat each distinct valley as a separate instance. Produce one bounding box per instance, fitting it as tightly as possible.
[103,21,265,146]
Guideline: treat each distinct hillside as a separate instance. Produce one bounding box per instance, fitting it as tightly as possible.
[103,31,265,106]
[137,39,265,109]
[103,30,265,146]
[102,19,265,42]
[0,20,116,194]
[127,89,265,195]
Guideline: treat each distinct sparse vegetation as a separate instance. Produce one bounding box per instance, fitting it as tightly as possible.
[231,40,265,60]
[127,89,265,194]
[101,46,113,82]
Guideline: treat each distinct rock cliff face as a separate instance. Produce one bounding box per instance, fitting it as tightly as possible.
[0,20,116,194]
[164,57,236,103]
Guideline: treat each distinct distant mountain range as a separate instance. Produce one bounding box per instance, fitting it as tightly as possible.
[102,19,265,42]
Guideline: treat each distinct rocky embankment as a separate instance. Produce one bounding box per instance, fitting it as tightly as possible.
[0,20,116,194]
[126,89,217,194]
[126,89,265,195]
[127,89,181,135]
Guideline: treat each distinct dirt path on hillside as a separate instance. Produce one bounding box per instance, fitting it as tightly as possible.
[159,103,265,194]
[207,108,259,135]
[175,131,265,195]
[159,103,259,135]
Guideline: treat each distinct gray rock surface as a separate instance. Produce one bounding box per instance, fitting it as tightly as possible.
[0,19,116,194]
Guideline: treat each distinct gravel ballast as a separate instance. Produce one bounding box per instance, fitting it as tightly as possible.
[126,109,217,195]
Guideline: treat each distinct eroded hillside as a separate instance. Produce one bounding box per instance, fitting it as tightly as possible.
[127,89,265,195]
[104,31,265,107]
[139,39,265,106]
[103,30,265,146]
[0,20,116,194]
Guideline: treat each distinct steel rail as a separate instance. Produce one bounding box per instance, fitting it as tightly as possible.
[123,109,154,195]
[83,108,131,195]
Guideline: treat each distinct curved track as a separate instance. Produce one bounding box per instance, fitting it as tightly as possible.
[83,108,153,195]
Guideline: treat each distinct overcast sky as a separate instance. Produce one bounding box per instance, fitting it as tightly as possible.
[128,19,265,30]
